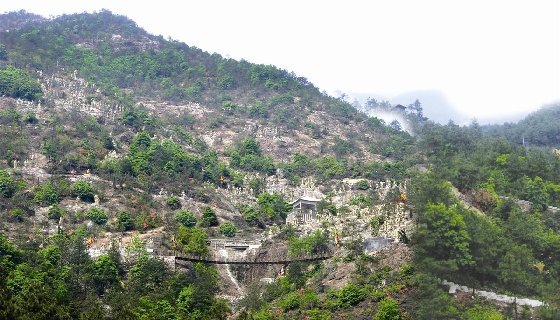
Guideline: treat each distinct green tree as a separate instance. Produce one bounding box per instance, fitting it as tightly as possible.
[218,222,237,237]
[176,284,212,318]
[175,210,197,227]
[338,284,366,308]
[256,192,290,221]
[373,298,404,320]
[47,205,66,220]
[117,211,134,231]
[93,254,119,293]
[0,170,16,198]
[176,226,209,256]
[201,206,218,227]
[166,196,181,209]
[498,244,536,293]
[465,305,503,320]
[523,176,550,212]
[412,203,473,276]
[34,181,60,206]
[0,234,19,282]
[134,298,176,320]
[71,181,95,202]
[87,207,108,225]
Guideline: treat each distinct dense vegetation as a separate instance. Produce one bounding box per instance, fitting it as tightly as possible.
[485,104,560,147]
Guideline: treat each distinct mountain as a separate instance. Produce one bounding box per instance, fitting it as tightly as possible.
[1,10,559,320]
[483,103,560,147]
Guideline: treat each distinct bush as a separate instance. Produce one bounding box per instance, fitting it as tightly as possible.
[201,206,218,227]
[9,208,25,221]
[34,181,59,206]
[117,211,134,231]
[166,196,182,209]
[176,226,209,255]
[23,112,38,124]
[87,207,108,225]
[48,205,66,220]
[242,206,259,226]
[338,284,365,307]
[72,181,95,202]
[280,291,301,311]
[218,222,237,237]
[357,179,370,190]
[373,298,403,320]
[176,210,197,227]
[0,170,16,198]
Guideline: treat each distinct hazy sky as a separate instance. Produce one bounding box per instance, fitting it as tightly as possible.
[2,0,559,121]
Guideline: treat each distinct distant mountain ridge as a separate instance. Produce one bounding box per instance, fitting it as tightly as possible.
[483,103,560,147]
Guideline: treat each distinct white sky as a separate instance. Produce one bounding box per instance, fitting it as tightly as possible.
[2,0,559,120]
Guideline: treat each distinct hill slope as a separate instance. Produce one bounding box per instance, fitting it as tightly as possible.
[484,103,560,147]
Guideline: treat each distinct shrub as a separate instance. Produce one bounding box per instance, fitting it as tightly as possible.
[176,210,197,227]
[48,205,66,220]
[218,222,237,237]
[373,298,403,320]
[0,170,16,198]
[87,207,108,225]
[242,206,259,225]
[176,226,209,255]
[369,216,385,235]
[338,284,365,307]
[357,179,369,190]
[117,211,134,231]
[23,112,38,124]
[201,206,218,227]
[72,181,95,202]
[280,291,301,311]
[9,208,25,221]
[166,196,181,209]
[34,181,59,206]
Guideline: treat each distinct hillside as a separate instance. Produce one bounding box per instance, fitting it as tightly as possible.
[1,10,560,320]
[483,103,560,147]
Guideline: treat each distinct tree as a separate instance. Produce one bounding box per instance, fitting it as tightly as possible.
[134,298,176,320]
[218,222,237,237]
[412,203,473,276]
[71,181,95,202]
[0,44,7,60]
[117,211,134,231]
[523,176,550,212]
[0,234,19,282]
[0,170,16,198]
[338,284,366,307]
[34,181,59,206]
[201,206,218,227]
[175,210,197,227]
[93,254,119,294]
[373,298,404,320]
[176,284,212,317]
[498,244,536,293]
[128,254,170,295]
[166,196,181,209]
[256,192,290,221]
[176,226,209,256]
[47,205,65,220]
[87,207,108,225]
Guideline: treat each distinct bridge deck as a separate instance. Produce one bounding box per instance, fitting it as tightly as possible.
[175,253,333,265]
